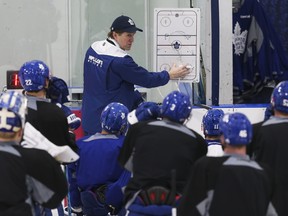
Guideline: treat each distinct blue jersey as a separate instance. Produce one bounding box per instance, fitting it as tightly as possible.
[82,38,170,134]
[233,0,288,100]
[76,133,126,190]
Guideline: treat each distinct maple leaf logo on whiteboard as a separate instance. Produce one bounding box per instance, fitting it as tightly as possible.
[232,22,248,56]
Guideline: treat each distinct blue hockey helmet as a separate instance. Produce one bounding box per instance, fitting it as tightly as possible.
[271,81,288,113]
[101,102,129,134]
[0,91,27,132]
[19,60,50,91]
[160,91,192,123]
[47,76,70,104]
[128,101,160,125]
[202,109,224,136]
[219,112,252,146]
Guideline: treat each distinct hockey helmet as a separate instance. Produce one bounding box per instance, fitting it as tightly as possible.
[219,112,252,146]
[46,76,70,104]
[202,109,224,136]
[271,81,288,113]
[128,101,160,125]
[19,60,50,91]
[160,91,192,123]
[101,102,129,134]
[0,91,27,132]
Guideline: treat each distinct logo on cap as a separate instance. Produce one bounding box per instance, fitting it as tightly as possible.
[128,18,135,26]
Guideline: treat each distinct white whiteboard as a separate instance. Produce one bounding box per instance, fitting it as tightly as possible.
[154,8,201,83]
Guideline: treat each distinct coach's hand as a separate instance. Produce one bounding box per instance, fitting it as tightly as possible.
[168,64,190,80]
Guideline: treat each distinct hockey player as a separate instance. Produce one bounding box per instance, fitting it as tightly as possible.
[250,80,288,215]
[45,76,82,216]
[46,75,81,132]
[202,108,224,156]
[18,60,77,152]
[177,112,276,216]
[246,103,274,158]
[18,60,78,215]
[118,91,207,215]
[76,102,130,216]
[45,75,81,154]
[0,91,68,216]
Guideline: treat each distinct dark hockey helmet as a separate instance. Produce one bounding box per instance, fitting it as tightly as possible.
[101,102,129,134]
[19,60,50,91]
[219,112,252,146]
[271,81,288,113]
[160,91,192,123]
[0,91,27,132]
[128,101,160,125]
[202,108,224,136]
[46,76,70,104]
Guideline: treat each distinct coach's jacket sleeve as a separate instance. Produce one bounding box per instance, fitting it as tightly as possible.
[112,56,170,88]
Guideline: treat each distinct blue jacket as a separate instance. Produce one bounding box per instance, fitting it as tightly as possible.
[76,133,131,214]
[82,38,170,134]
[76,133,127,190]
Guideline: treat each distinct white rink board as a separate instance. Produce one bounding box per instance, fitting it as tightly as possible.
[185,105,267,137]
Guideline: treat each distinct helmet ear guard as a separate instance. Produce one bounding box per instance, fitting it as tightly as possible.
[19,60,50,92]
[0,91,27,132]
[219,112,252,146]
[101,102,129,134]
[160,91,192,123]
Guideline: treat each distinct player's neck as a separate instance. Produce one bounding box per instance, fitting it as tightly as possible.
[224,145,246,155]
[25,90,46,99]
[101,130,110,135]
[274,110,288,118]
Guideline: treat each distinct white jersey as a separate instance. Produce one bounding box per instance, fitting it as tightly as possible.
[206,140,224,157]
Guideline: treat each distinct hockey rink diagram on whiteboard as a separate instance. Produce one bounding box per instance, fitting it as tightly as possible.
[154,8,200,82]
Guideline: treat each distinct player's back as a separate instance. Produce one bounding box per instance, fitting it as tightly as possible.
[252,117,288,215]
[76,134,126,190]
[209,157,272,216]
[26,96,74,148]
[177,155,273,216]
[0,142,67,215]
[121,119,207,195]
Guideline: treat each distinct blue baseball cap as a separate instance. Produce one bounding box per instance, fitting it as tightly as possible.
[110,15,143,33]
